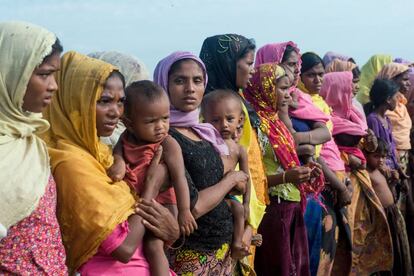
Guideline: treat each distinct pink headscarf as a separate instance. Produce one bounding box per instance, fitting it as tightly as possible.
[255,41,329,123]
[153,51,229,155]
[320,72,367,136]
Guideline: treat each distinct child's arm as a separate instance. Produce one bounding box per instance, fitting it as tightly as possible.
[162,136,197,236]
[238,145,251,221]
[278,106,296,135]
[107,134,126,181]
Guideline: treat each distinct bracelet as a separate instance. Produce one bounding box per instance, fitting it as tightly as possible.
[282,172,286,183]
[308,132,312,144]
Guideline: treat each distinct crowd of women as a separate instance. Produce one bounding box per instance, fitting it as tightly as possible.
[1,20,414,276]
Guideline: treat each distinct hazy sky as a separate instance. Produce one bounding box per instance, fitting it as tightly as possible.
[2,0,413,74]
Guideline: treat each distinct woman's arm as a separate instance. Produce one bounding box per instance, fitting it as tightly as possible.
[293,122,331,145]
[191,170,249,219]
[267,166,312,187]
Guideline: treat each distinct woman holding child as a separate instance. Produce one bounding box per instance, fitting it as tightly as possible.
[44,51,179,275]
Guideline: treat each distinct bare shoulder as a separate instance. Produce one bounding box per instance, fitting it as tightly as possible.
[161,135,181,154]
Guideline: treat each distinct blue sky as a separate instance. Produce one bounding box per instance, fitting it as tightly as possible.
[2,0,413,74]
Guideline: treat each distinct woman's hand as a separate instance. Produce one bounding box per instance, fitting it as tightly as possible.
[337,178,352,207]
[136,199,180,243]
[285,166,311,185]
[224,171,249,195]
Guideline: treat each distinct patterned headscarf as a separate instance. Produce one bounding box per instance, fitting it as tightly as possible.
[244,63,325,211]
[199,34,260,127]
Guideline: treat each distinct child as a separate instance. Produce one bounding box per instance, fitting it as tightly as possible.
[365,139,412,275]
[200,89,251,259]
[108,80,197,276]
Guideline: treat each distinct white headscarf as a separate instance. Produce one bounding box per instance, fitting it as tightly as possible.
[0,21,57,235]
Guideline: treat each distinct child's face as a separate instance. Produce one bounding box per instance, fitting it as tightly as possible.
[366,152,386,169]
[126,95,170,143]
[204,98,242,140]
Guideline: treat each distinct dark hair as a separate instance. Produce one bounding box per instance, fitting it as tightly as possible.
[124,80,166,119]
[364,78,400,115]
[168,58,204,78]
[107,70,126,89]
[201,89,242,117]
[375,138,389,156]
[43,38,63,61]
[281,45,296,63]
[348,57,356,64]
[300,52,324,74]
[352,66,361,79]
[237,39,256,61]
[393,70,409,82]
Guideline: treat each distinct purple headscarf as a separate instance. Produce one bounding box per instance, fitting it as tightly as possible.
[322,51,352,67]
[153,51,229,155]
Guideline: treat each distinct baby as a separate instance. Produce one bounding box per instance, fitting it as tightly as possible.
[200,89,251,259]
[108,80,196,276]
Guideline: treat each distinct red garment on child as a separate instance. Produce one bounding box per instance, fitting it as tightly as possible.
[122,135,176,204]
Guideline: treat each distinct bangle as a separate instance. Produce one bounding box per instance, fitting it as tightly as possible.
[308,132,312,144]
[282,172,286,183]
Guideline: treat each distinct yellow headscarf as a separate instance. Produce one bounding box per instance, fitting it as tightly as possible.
[356,54,392,104]
[0,21,56,233]
[43,51,135,271]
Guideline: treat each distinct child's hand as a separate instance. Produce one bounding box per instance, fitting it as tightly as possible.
[178,209,198,236]
[243,203,250,222]
[107,157,126,182]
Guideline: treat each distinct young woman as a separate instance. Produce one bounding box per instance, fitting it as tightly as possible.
[44,52,179,275]
[0,21,67,275]
[244,63,323,276]
[154,51,249,275]
[322,72,393,275]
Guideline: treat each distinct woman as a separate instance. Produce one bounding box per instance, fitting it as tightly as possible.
[321,72,393,275]
[199,34,267,267]
[378,63,412,175]
[244,63,321,276]
[357,54,393,104]
[153,51,249,275]
[88,51,150,148]
[0,21,67,274]
[44,51,179,275]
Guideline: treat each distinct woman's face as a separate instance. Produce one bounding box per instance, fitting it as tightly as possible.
[276,76,292,110]
[301,63,325,94]
[235,50,255,89]
[168,60,205,112]
[394,71,411,94]
[22,53,60,113]
[281,51,300,83]
[352,77,360,97]
[96,74,125,137]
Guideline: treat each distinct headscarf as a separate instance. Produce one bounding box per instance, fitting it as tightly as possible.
[325,59,357,73]
[88,51,150,147]
[44,51,135,271]
[356,54,393,104]
[255,42,329,123]
[244,63,325,211]
[153,51,229,155]
[406,69,414,120]
[379,63,412,150]
[88,51,150,85]
[199,34,261,127]
[322,51,352,67]
[0,21,56,235]
[394,57,413,66]
[320,72,367,136]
